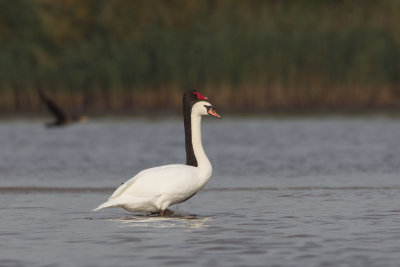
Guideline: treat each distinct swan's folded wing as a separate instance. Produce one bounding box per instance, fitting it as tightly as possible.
[108,164,186,200]
[109,177,138,200]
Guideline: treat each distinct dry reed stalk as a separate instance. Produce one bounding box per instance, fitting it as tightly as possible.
[1,85,400,113]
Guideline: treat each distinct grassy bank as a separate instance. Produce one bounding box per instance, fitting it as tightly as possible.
[1,0,400,112]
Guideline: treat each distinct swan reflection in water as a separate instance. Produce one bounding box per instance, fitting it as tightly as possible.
[105,211,210,229]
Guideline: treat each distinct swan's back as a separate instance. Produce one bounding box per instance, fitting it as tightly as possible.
[109,164,198,200]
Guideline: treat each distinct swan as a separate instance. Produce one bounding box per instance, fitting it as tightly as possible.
[93,90,221,216]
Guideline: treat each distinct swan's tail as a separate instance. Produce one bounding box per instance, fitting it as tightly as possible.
[92,200,116,211]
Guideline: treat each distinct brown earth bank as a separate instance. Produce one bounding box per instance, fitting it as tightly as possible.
[1,85,400,115]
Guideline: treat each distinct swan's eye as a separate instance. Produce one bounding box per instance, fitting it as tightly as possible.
[204,105,212,111]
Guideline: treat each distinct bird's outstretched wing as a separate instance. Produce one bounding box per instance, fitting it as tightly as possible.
[38,90,67,122]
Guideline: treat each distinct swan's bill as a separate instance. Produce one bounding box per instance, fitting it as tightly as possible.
[207,107,221,119]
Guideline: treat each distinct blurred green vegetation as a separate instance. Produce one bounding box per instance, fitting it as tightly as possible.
[1,0,400,112]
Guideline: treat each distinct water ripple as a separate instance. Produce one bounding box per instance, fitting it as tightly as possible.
[1,186,400,194]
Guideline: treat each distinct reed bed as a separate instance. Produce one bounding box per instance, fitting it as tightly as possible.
[1,0,400,113]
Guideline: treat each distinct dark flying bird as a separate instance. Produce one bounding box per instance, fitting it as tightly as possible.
[38,90,87,127]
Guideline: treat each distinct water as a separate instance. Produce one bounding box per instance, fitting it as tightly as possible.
[1,117,400,266]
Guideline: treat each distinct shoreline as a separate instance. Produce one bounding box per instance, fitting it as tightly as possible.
[2,108,400,121]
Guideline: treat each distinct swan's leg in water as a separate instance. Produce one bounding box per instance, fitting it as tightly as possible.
[158,209,174,216]
[158,200,172,216]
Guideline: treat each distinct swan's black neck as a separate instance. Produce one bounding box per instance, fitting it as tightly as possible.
[183,94,198,167]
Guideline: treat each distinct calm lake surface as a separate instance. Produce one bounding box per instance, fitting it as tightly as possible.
[1,117,400,266]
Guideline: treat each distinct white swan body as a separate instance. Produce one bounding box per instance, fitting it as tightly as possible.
[94,164,210,212]
[93,100,219,214]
